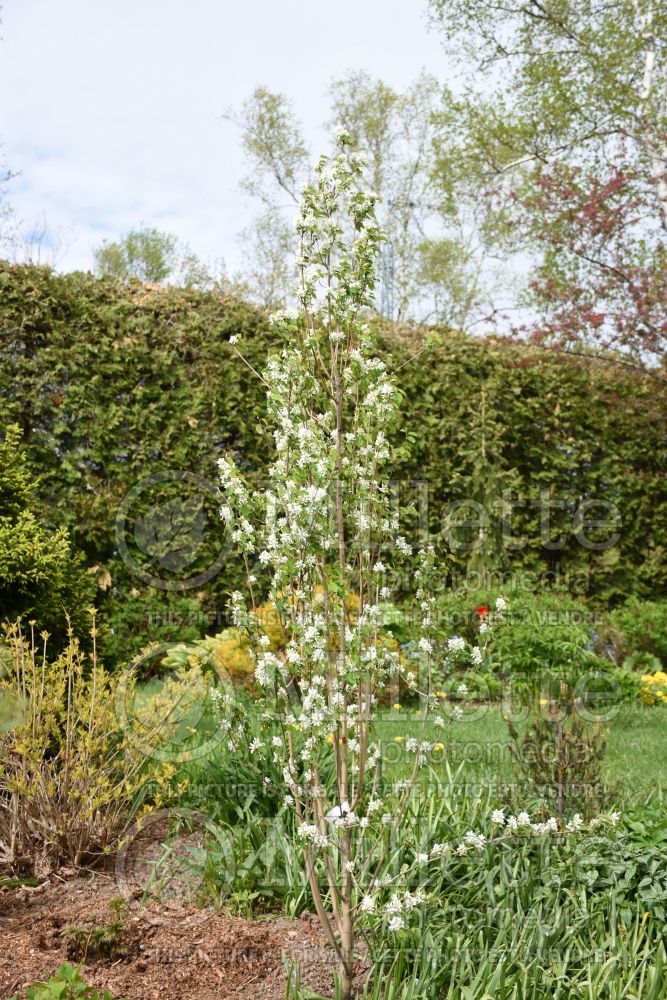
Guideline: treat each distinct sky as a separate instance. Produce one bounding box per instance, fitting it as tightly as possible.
[0,0,449,275]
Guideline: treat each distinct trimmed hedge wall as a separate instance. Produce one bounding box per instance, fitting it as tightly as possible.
[1,262,666,661]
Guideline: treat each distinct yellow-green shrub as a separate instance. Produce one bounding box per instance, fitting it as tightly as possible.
[0,615,190,873]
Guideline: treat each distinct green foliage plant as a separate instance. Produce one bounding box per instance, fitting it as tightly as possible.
[9,964,123,1000]
[64,898,128,962]
[606,598,667,666]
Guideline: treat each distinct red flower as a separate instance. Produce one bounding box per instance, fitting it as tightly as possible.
[476,605,489,617]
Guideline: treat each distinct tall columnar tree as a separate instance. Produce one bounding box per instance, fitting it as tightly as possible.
[217,134,623,996]
[218,133,446,995]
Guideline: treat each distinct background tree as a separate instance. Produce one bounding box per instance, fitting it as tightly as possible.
[428,0,667,366]
[520,159,667,369]
[0,150,13,256]
[238,207,295,310]
[225,76,494,327]
[93,224,227,290]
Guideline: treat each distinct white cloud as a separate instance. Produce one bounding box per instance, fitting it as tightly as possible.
[0,0,447,272]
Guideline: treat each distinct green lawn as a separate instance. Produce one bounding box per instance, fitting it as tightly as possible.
[3,678,665,797]
[377,703,667,795]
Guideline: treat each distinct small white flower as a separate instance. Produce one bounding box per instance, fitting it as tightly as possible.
[387,915,405,933]
[471,646,483,665]
[325,801,351,822]
[431,842,450,856]
[517,812,531,827]
[360,895,375,913]
[448,636,466,652]
[491,809,505,825]
[403,890,424,910]
[229,335,238,345]
[566,813,584,832]
[297,823,328,848]
[384,894,403,915]
[464,830,486,849]
[495,596,507,612]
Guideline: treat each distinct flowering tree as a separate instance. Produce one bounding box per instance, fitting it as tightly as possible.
[218,133,622,996]
[218,131,446,995]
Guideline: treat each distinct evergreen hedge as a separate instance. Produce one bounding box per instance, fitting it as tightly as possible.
[1,262,665,662]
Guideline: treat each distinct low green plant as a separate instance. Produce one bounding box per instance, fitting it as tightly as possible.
[9,964,123,1000]
[65,898,129,962]
[0,874,40,888]
[435,590,607,700]
[604,598,667,667]
[608,666,646,703]
[274,768,667,999]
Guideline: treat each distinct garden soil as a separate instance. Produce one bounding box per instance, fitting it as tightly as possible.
[0,873,368,999]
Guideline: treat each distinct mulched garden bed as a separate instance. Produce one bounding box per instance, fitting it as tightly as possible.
[0,873,358,999]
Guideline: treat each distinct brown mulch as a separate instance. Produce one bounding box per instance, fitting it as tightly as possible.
[0,874,360,1000]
